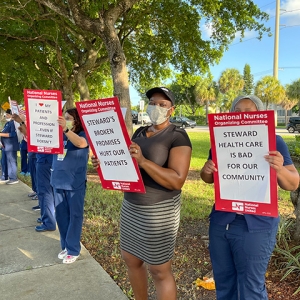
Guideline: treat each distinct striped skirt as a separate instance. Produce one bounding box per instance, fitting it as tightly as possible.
[120,194,181,265]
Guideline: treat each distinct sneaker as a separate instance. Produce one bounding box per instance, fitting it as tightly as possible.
[6,179,19,185]
[31,195,38,200]
[35,225,56,232]
[28,192,37,197]
[0,179,9,184]
[32,205,41,211]
[58,249,68,259]
[63,254,79,264]
[20,172,26,175]
[25,172,31,176]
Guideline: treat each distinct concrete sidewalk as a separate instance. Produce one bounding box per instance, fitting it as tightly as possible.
[0,180,128,300]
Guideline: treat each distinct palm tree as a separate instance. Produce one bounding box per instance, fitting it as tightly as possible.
[286,79,300,116]
[255,76,285,110]
[194,75,216,124]
[218,68,244,111]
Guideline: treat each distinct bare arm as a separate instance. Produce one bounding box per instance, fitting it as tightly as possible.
[265,151,299,191]
[12,114,27,137]
[0,132,9,137]
[200,159,217,184]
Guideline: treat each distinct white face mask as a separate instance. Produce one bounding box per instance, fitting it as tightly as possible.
[146,105,172,125]
[65,120,73,130]
[6,118,11,122]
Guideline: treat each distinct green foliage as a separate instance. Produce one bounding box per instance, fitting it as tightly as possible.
[274,217,300,295]
[286,134,300,158]
[217,68,244,111]
[286,79,300,117]
[286,79,300,101]
[2,0,271,107]
[243,64,254,94]
[254,76,285,109]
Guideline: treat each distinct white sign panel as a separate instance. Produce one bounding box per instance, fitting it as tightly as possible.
[82,110,138,182]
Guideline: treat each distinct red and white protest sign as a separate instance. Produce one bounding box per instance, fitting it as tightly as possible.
[76,97,145,193]
[24,89,63,154]
[8,97,23,143]
[208,110,278,217]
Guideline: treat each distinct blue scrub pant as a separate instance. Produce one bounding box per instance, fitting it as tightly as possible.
[54,188,86,256]
[20,149,28,173]
[2,151,18,180]
[36,161,56,230]
[1,149,8,180]
[28,152,37,193]
[20,147,28,173]
[209,215,278,300]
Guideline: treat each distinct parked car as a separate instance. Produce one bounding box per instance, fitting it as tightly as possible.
[138,112,151,124]
[170,116,197,128]
[132,110,138,125]
[286,117,300,133]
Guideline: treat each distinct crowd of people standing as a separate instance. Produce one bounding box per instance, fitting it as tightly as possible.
[1,88,299,299]
[3,108,89,265]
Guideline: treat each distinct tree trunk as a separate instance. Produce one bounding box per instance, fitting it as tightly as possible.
[74,70,90,101]
[62,82,75,109]
[290,186,300,242]
[284,109,288,126]
[102,28,133,136]
[205,101,209,125]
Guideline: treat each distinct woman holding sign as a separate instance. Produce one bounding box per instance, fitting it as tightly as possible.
[51,108,89,264]
[200,95,299,300]
[92,87,192,300]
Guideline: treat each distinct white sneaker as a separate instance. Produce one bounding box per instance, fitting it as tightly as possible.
[63,254,79,264]
[58,249,68,259]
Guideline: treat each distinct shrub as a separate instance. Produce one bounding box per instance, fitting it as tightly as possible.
[273,216,300,295]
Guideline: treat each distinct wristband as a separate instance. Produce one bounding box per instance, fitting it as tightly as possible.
[64,128,69,133]
[20,121,25,125]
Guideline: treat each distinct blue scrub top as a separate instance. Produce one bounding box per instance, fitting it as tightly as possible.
[208,135,294,231]
[51,131,89,190]
[1,120,19,151]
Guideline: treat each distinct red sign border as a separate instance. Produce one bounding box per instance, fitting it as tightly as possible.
[24,89,63,154]
[76,97,145,193]
[208,110,278,217]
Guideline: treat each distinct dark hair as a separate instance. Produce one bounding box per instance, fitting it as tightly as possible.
[65,108,84,134]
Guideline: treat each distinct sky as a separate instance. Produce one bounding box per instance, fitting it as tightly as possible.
[130,0,300,106]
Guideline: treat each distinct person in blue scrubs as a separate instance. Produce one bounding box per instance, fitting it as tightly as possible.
[20,138,29,175]
[35,153,56,232]
[51,108,89,264]
[200,95,299,300]
[0,109,19,184]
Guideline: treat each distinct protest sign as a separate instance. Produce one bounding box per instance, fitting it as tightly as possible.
[24,89,63,154]
[76,97,145,193]
[8,97,23,142]
[208,110,278,217]
[8,97,19,115]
